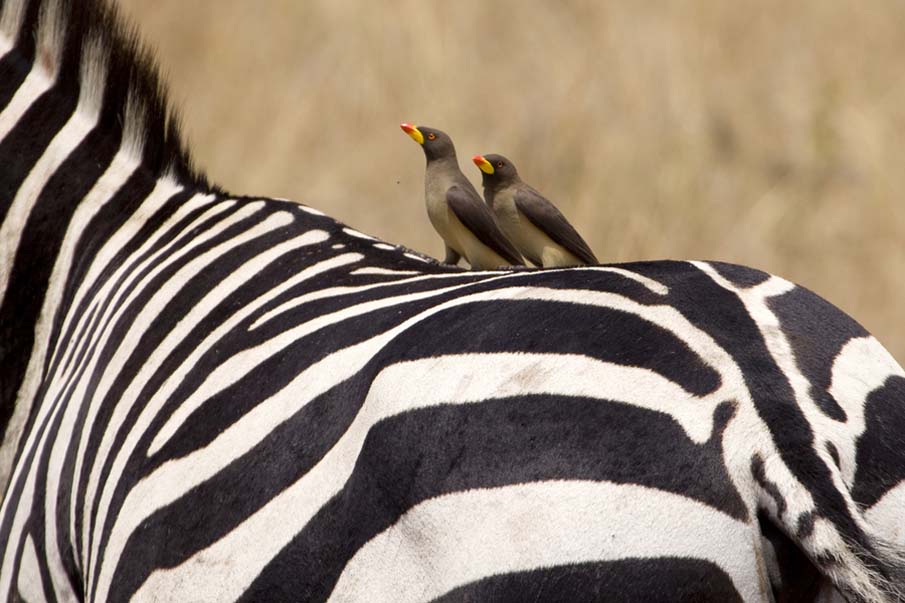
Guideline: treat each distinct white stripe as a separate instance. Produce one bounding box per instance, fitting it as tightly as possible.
[17,535,49,603]
[77,36,109,121]
[298,205,325,216]
[0,67,54,143]
[35,0,66,80]
[370,353,722,441]
[834,338,905,547]
[342,227,376,241]
[0,434,37,599]
[117,285,754,602]
[350,267,422,276]
[866,481,905,547]
[327,482,764,603]
[0,0,68,137]
[580,266,670,295]
[403,252,432,263]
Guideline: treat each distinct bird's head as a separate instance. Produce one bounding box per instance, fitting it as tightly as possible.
[400,123,456,161]
[472,153,519,187]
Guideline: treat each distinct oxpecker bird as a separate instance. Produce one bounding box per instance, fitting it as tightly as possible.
[400,124,524,269]
[473,154,598,267]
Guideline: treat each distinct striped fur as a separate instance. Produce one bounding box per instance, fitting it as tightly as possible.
[1,0,904,601]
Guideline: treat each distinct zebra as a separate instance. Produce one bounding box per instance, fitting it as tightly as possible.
[1,0,904,601]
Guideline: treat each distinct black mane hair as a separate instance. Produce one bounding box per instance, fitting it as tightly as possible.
[0,0,219,191]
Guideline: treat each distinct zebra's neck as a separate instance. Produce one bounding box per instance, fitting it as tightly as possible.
[0,0,219,496]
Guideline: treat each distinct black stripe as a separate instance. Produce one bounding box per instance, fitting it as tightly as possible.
[0,46,31,115]
[432,558,744,603]
[375,297,721,397]
[797,510,815,539]
[751,453,787,518]
[852,376,905,507]
[768,285,868,422]
[826,441,840,469]
[0,84,77,221]
[710,261,771,288]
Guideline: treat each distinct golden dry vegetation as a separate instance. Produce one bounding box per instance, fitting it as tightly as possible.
[116,0,905,360]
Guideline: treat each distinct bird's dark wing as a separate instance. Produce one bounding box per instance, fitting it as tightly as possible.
[515,188,598,264]
[446,186,524,265]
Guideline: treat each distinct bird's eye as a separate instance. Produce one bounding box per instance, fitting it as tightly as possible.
[427,133,437,140]
[497,161,504,168]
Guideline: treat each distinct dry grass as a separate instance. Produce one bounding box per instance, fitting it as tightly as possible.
[116,0,905,361]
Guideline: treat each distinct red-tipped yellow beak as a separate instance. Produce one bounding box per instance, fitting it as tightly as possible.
[472,155,494,175]
[400,123,424,145]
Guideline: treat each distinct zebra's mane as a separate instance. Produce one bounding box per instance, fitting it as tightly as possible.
[0,0,217,191]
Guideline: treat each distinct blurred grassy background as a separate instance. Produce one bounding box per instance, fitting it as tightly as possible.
[116,0,904,361]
